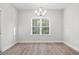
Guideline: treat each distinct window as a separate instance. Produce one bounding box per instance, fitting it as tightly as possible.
[31,18,50,35]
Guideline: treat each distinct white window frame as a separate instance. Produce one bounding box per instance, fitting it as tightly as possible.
[31,17,51,35]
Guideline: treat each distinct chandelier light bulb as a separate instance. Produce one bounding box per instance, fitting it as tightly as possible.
[42,10,47,16]
[35,10,38,14]
[39,8,42,12]
[44,10,47,14]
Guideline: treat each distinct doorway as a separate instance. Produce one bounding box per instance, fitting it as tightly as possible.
[0,10,1,53]
[0,9,3,53]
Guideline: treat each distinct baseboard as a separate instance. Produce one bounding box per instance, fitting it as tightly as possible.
[1,42,17,52]
[18,41,64,43]
[64,41,79,52]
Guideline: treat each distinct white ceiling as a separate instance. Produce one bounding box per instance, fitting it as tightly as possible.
[11,3,72,10]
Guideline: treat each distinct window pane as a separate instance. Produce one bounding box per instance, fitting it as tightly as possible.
[42,27,49,34]
[42,19,49,26]
[32,19,40,26]
[32,27,40,34]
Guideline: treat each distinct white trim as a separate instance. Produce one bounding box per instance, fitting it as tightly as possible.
[40,17,42,35]
[18,41,64,43]
[64,41,79,52]
[1,42,17,52]
[0,8,4,52]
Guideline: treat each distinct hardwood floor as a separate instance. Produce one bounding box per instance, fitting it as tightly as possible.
[1,43,79,55]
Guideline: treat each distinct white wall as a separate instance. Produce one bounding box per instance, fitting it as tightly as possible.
[17,10,64,42]
[0,3,17,51]
[64,4,79,50]
[0,10,1,51]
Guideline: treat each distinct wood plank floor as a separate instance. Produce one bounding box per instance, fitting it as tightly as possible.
[1,43,79,55]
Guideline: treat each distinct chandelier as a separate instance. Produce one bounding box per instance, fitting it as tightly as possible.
[34,7,47,16]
